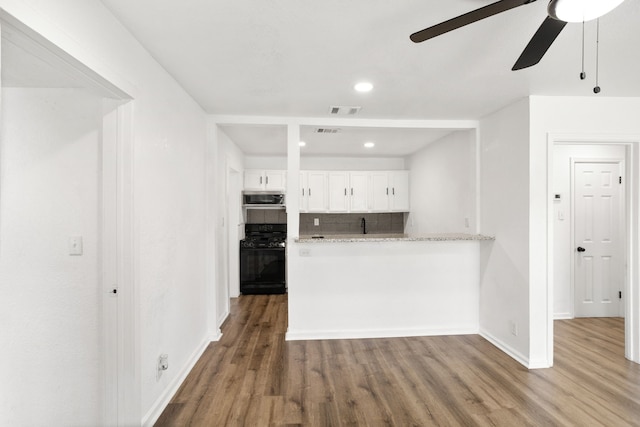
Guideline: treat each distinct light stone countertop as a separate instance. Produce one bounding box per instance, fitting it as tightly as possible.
[295,233,494,243]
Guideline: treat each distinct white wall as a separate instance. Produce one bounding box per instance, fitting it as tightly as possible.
[406,130,476,235]
[552,144,626,319]
[244,155,405,171]
[301,156,406,171]
[244,155,286,169]
[479,98,532,366]
[0,88,103,425]
[0,1,210,424]
[479,96,640,368]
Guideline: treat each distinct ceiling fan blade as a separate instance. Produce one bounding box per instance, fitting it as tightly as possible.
[410,0,538,43]
[512,16,567,70]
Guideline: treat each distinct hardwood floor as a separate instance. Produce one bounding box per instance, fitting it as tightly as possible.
[155,295,640,426]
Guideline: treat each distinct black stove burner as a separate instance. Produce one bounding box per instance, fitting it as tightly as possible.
[242,223,287,247]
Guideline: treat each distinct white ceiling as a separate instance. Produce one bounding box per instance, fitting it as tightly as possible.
[95,1,640,155]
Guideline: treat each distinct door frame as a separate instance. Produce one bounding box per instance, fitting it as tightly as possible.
[106,100,137,426]
[547,134,640,365]
[570,157,625,318]
[227,165,242,299]
[0,12,138,425]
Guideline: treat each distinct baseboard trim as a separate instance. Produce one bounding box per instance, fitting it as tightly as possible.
[479,328,530,368]
[554,312,573,320]
[286,325,478,341]
[217,310,229,330]
[142,336,211,427]
[209,328,223,342]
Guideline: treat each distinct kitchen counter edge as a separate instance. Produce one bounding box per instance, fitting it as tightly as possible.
[294,233,495,243]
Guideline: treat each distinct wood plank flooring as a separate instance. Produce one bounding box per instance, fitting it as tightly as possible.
[155,295,640,426]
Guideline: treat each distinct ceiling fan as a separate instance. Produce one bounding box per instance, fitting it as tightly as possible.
[410,0,626,71]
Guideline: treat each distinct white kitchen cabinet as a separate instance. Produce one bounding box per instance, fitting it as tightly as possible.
[244,169,286,191]
[348,172,369,212]
[300,169,408,213]
[299,172,307,211]
[300,171,328,212]
[328,172,349,212]
[390,171,410,212]
[328,172,369,213]
[370,171,410,212]
[370,172,390,212]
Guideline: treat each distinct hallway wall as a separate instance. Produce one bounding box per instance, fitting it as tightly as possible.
[0,88,104,425]
[0,1,210,424]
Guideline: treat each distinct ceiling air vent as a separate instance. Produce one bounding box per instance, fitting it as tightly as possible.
[314,128,340,134]
[329,105,362,115]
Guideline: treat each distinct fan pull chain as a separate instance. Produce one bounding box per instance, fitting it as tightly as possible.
[593,18,601,94]
[580,20,586,80]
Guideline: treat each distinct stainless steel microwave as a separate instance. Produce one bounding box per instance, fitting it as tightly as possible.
[242,191,285,208]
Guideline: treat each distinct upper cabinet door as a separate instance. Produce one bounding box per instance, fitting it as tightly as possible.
[244,170,265,191]
[299,172,308,212]
[390,171,410,212]
[328,172,349,212]
[370,172,390,212]
[307,171,328,212]
[264,170,286,190]
[349,172,369,212]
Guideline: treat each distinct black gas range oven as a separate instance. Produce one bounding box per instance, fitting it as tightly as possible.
[240,224,286,294]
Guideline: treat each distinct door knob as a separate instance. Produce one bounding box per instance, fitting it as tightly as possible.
[577,246,586,252]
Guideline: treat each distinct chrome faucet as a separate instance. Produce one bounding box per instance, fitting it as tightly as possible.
[361,217,367,234]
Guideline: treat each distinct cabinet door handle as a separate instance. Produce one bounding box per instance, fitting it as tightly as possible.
[351,188,353,196]
[309,188,311,196]
[386,187,389,195]
[393,188,395,195]
[302,188,305,196]
[260,176,263,184]
[266,176,269,185]
[344,188,347,196]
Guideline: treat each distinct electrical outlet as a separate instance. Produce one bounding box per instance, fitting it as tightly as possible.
[157,354,169,380]
[510,321,518,336]
[314,218,320,226]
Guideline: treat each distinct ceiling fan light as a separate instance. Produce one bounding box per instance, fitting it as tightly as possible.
[548,0,625,23]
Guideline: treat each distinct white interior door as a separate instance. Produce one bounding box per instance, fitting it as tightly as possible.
[574,161,624,317]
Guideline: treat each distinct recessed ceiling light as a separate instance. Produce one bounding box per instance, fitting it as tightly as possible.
[299,141,306,147]
[354,82,373,93]
[364,141,375,148]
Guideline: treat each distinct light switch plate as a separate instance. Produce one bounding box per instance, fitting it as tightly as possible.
[69,236,83,256]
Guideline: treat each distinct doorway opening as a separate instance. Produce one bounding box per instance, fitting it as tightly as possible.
[549,138,639,365]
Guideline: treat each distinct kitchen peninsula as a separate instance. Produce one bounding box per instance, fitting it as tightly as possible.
[286,233,494,341]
